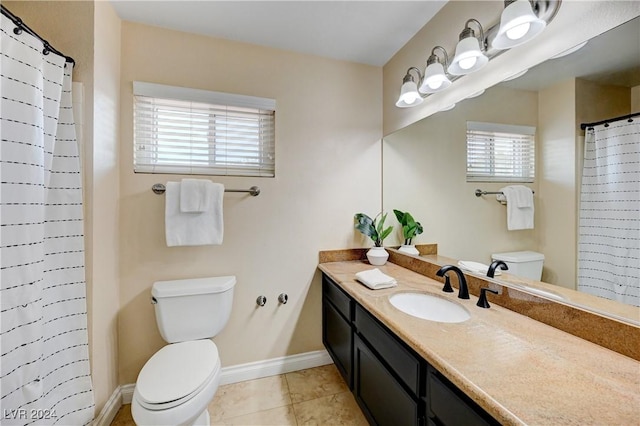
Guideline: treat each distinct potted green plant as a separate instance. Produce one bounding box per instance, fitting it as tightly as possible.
[354,212,393,265]
[393,209,423,256]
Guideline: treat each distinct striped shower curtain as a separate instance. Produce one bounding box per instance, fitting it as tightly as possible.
[1,14,94,425]
[578,119,640,307]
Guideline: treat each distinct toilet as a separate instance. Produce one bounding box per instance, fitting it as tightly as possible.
[491,251,545,281]
[131,276,236,426]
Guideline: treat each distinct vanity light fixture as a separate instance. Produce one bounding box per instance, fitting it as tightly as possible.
[394,0,561,109]
[492,0,547,50]
[440,103,456,111]
[419,46,452,94]
[466,89,485,99]
[395,67,424,108]
[550,40,588,59]
[502,68,528,81]
[448,19,488,75]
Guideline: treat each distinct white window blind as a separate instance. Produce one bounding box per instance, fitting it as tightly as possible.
[466,121,536,183]
[133,82,275,177]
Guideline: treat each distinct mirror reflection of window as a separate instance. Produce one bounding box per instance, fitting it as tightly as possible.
[466,122,535,183]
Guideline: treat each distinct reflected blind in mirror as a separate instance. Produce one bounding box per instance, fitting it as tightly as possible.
[133,82,275,177]
[466,121,535,183]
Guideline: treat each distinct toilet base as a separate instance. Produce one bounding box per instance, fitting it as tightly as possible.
[192,409,210,426]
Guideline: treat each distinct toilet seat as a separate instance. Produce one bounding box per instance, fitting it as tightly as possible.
[135,339,220,410]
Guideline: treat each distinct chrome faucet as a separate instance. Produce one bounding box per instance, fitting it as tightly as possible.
[487,260,509,278]
[436,265,469,299]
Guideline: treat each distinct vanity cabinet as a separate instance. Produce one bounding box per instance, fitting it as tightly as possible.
[322,273,498,426]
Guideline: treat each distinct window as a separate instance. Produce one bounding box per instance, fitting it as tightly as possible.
[466,121,535,182]
[133,82,275,177]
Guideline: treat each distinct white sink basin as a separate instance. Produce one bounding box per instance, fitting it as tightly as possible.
[389,292,470,323]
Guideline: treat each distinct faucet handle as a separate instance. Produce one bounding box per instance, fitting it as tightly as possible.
[477,288,499,308]
[442,275,454,293]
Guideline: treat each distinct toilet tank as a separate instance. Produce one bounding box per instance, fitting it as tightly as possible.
[491,251,544,281]
[152,276,236,343]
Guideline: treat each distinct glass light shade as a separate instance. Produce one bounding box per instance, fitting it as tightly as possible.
[466,89,485,99]
[492,0,546,50]
[448,37,489,75]
[419,62,451,94]
[550,41,588,59]
[396,80,423,108]
[502,68,528,81]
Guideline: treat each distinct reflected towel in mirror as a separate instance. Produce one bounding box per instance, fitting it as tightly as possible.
[500,185,534,230]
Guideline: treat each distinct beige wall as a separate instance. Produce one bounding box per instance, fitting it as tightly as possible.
[91,0,121,413]
[118,22,382,384]
[383,1,640,135]
[383,85,538,262]
[537,79,577,288]
[576,79,631,129]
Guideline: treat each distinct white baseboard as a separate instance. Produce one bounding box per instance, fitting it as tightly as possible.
[219,349,332,385]
[92,385,124,426]
[106,349,332,421]
[121,384,135,405]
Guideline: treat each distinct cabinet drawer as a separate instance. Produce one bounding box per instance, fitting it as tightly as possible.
[323,275,352,320]
[427,367,496,426]
[354,304,421,395]
[354,334,420,426]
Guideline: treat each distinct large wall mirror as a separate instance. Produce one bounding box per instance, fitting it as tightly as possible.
[383,16,639,325]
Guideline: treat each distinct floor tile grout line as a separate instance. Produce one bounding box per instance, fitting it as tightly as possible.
[283,371,300,426]
[284,371,300,424]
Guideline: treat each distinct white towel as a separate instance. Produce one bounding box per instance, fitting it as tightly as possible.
[457,260,502,276]
[355,268,398,290]
[180,179,215,213]
[165,181,224,246]
[500,185,534,230]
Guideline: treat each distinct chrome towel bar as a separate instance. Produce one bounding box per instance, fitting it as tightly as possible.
[475,188,534,197]
[152,183,260,196]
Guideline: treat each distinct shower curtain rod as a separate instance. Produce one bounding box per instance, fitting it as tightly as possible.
[580,112,640,130]
[1,5,75,66]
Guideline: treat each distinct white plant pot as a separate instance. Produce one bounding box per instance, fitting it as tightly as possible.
[366,247,389,266]
[398,244,420,256]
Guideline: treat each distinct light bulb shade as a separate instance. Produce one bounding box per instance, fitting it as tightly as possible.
[466,89,485,99]
[419,62,451,94]
[448,37,489,75]
[502,68,528,81]
[492,0,546,50]
[396,80,423,108]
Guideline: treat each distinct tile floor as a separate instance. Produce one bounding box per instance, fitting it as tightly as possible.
[110,364,368,425]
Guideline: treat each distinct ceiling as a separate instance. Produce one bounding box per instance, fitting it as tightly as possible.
[110,0,448,67]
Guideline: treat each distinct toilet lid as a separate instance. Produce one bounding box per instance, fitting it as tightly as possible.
[136,340,219,406]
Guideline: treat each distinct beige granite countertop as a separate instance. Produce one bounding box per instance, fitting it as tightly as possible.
[318,260,640,426]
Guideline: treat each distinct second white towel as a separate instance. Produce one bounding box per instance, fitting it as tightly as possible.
[165,181,224,246]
